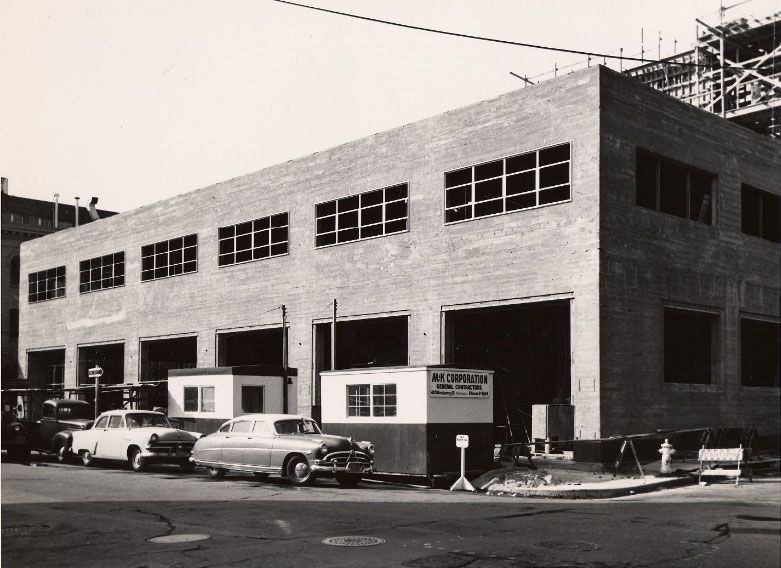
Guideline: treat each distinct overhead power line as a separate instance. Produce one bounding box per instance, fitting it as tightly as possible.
[272,0,760,71]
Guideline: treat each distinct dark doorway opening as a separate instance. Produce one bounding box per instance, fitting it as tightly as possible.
[217,328,283,367]
[78,343,124,411]
[445,301,570,443]
[312,315,408,423]
[140,336,197,382]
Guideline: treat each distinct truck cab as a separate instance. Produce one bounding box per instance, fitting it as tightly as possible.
[37,399,94,458]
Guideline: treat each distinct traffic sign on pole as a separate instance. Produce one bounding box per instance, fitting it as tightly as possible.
[450,434,475,492]
[88,366,104,379]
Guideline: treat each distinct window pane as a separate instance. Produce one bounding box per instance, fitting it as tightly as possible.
[689,170,712,224]
[317,201,336,217]
[664,308,714,384]
[184,387,198,412]
[659,161,688,218]
[385,200,407,221]
[539,163,569,189]
[474,199,503,217]
[385,184,408,201]
[506,152,536,173]
[506,192,536,211]
[445,168,471,188]
[201,386,215,412]
[741,319,780,387]
[506,171,535,195]
[338,210,358,229]
[361,189,383,207]
[361,205,382,226]
[446,185,470,208]
[761,191,780,243]
[474,160,503,181]
[539,185,570,205]
[539,143,570,166]
[317,216,336,234]
[338,195,359,212]
[475,178,502,202]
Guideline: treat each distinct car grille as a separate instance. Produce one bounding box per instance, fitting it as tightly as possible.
[326,451,371,466]
[148,442,194,454]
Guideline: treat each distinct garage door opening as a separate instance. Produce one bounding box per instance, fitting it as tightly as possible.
[78,343,124,411]
[140,336,197,382]
[217,328,283,367]
[312,315,408,423]
[445,301,570,443]
[27,348,65,389]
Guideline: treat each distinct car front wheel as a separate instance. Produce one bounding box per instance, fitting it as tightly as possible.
[129,448,147,472]
[82,450,95,467]
[286,455,314,486]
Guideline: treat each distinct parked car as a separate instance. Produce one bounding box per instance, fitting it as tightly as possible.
[68,410,201,471]
[2,411,30,460]
[192,414,374,487]
[27,399,94,461]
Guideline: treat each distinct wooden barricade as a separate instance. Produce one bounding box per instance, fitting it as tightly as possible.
[698,445,749,486]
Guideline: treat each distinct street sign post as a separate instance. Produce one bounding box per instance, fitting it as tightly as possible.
[89,366,103,418]
[450,434,475,491]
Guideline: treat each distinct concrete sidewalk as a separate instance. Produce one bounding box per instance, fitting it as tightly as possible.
[474,468,697,498]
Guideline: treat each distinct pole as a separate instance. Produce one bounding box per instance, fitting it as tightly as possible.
[74,197,80,228]
[94,375,99,419]
[720,33,726,117]
[282,304,288,413]
[331,299,337,371]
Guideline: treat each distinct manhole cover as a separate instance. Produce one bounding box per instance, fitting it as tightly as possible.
[1,525,50,537]
[535,540,602,552]
[322,536,385,547]
[148,534,211,544]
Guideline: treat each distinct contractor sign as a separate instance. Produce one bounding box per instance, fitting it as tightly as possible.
[429,370,490,398]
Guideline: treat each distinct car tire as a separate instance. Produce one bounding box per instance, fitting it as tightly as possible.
[253,472,270,481]
[56,445,70,464]
[129,448,147,472]
[335,473,362,488]
[206,466,226,480]
[286,455,314,486]
[82,450,95,467]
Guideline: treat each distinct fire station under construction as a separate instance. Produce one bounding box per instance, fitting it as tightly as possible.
[10,64,780,454]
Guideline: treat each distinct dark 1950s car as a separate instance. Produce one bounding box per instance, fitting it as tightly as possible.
[192,414,374,487]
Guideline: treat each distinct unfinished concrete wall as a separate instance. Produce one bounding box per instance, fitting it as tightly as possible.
[18,67,603,435]
[599,67,780,436]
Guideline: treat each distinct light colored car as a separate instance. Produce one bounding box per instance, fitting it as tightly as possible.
[192,414,374,487]
[69,410,201,472]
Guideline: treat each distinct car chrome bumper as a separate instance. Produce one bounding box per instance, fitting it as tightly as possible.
[141,447,192,460]
[311,460,373,475]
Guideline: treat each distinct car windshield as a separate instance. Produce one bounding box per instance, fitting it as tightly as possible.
[274,419,321,435]
[126,413,170,429]
[58,405,92,420]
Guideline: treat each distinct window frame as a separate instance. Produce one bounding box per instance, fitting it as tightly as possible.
[241,385,265,414]
[315,183,409,249]
[346,383,397,417]
[200,386,215,413]
[444,141,572,225]
[140,234,198,282]
[741,184,780,243]
[635,149,716,225]
[662,305,720,386]
[79,251,125,294]
[740,316,780,389]
[28,266,66,303]
[217,212,290,268]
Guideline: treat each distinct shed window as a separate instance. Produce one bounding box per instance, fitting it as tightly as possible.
[445,142,571,224]
[28,266,66,303]
[664,308,717,384]
[316,183,408,247]
[741,185,780,243]
[636,151,714,224]
[141,234,197,281]
[346,384,370,417]
[741,318,780,388]
[347,384,397,417]
[200,386,215,412]
[183,386,198,412]
[218,213,289,267]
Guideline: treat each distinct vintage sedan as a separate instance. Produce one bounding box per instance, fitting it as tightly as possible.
[192,414,374,487]
[69,410,201,472]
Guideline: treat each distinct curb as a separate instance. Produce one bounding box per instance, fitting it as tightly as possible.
[484,475,697,499]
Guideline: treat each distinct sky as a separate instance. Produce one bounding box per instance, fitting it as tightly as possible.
[1,0,777,213]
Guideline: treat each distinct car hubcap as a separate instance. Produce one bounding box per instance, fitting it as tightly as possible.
[294,462,309,478]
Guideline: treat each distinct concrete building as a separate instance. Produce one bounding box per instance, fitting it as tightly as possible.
[16,66,780,441]
[1,182,116,383]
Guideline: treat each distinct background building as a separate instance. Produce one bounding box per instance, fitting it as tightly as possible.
[1,181,116,383]
[15,66,780,441]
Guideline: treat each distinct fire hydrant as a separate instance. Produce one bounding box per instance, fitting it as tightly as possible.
[658,439,676,476]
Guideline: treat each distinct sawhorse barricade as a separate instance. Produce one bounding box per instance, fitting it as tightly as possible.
[698,445,750,486]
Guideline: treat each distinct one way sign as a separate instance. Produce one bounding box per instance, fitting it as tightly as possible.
[88,366,104,379]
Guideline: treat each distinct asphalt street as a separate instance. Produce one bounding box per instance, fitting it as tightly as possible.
[2,455,779,568]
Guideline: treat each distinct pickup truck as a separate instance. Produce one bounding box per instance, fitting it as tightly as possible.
[28,399,95,461]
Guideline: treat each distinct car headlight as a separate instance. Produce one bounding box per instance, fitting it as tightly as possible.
[149,434,159,445]
[13,424,21,432]
[362,442,375,456]
[319,443,329,457]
